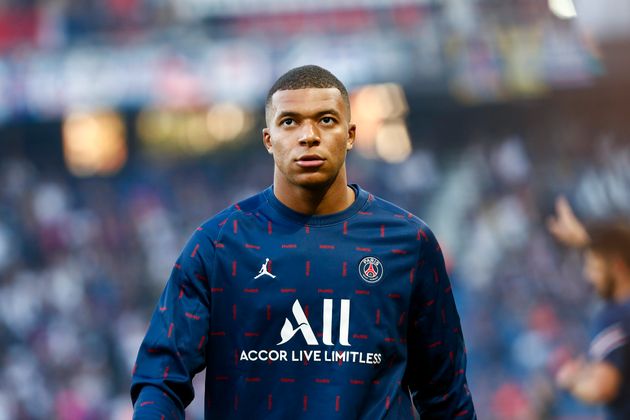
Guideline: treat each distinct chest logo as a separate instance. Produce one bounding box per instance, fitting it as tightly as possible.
[277,299,351,346]
[254,258,276,279]
[359,256,383,284]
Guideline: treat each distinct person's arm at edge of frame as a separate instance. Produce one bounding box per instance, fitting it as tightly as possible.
[556,357,622,404]
[547,196,590,249]
[130,228,214,419]
[404,226,476,419]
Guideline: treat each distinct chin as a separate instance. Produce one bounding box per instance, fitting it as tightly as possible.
[291,173,336,190]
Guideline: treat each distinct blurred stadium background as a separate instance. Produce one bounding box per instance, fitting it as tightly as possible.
[1,0,630,418]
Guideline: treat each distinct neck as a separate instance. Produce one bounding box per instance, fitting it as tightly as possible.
[273,170,355,216]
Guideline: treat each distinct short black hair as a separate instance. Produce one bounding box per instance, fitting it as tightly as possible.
[265,65,350,121]
[587,222,630,267]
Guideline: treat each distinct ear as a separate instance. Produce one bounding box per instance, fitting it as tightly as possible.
[346,123,356,151]
[262,128,273,154]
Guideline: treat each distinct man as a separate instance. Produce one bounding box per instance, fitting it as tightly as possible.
[131,65,475,419]
[549,198,630,419]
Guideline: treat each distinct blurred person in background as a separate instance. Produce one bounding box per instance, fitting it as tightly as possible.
[130,65,475,419]
[549,197,630,420]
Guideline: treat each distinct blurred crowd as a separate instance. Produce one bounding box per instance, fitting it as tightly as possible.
[0,129,629,419]
[0,148,272,419]
[0,0,175,46]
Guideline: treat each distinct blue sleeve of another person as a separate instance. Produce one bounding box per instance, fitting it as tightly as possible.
[589,303,630,373]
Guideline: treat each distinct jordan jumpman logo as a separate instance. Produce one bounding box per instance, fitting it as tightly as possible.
[254,258,276,279]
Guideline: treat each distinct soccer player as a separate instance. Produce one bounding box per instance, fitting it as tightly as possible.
[131,65,476,419]
[549,198,630,419]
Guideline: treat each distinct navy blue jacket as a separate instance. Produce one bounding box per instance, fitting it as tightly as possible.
[589,299,630,420]
[131,185,476,419]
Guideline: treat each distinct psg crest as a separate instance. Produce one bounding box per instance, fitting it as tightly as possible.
[358,256,383,284]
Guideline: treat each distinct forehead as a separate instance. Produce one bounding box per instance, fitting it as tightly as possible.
[269,88,347,117]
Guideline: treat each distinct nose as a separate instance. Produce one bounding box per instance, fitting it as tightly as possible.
[298,121,320,147]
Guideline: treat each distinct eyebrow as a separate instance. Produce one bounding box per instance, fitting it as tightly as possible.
[275,109,342,122]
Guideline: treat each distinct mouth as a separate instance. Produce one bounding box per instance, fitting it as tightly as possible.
[296,154,325,168]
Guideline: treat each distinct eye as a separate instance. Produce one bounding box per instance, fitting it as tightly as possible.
[321,116,336,125]
[280,118,295,127]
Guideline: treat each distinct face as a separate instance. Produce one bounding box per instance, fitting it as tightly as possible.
[263,88,355,190]
[584,250,615,300]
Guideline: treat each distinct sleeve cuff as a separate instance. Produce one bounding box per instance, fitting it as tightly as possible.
[133,385,185,420]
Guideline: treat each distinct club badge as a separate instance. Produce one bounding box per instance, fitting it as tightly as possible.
[358,256,383,284]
